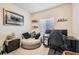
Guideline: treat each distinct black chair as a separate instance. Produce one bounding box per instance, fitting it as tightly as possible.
[48,30,79,55]
[48,30,67,55]
[64,37,79,53]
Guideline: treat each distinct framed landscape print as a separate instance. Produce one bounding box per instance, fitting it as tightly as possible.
[3,8,24,26]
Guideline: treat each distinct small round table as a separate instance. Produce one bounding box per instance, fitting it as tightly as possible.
[21,38,41,50]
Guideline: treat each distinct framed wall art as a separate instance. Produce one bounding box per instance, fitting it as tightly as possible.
[3,8,24,26]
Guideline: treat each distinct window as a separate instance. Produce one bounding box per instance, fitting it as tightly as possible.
[39,18,55,34]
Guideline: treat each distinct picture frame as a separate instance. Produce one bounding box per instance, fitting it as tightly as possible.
[3,8,24,26]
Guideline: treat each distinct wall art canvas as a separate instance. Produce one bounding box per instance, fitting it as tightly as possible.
[3,8,24,26]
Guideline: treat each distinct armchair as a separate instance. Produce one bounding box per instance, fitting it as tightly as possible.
[21,32,41,50]
[4,39,20,53]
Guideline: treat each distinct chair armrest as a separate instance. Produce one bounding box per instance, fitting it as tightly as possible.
[62,51,79,55]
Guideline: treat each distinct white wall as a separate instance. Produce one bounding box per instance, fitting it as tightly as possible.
[31,4,72,36]
[0,3,31,36]
[72,4,79,39]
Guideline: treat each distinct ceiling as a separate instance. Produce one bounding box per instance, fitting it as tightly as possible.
[15,3,63,14]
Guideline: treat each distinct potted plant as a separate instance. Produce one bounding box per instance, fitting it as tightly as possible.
[0,47,6,55]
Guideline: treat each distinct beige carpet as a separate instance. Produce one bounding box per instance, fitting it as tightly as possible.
[8,45,49,55]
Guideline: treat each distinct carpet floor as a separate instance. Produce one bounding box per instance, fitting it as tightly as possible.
[8,45,49,55]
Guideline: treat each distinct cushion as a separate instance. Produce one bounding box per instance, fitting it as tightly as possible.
[22,32,31,39]
[35,33,40,39]
[31,31,36,38]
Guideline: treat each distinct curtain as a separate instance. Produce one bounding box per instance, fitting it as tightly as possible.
[39,18,55,34]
